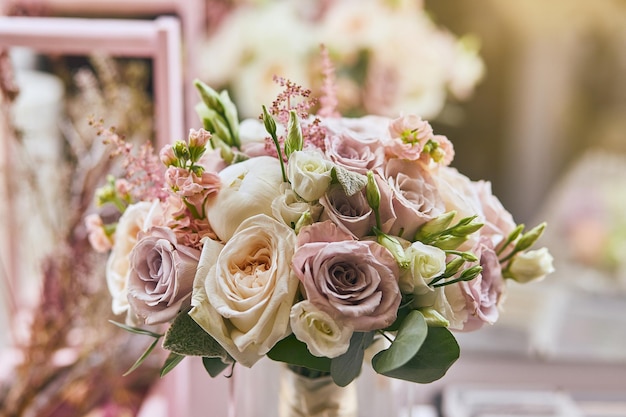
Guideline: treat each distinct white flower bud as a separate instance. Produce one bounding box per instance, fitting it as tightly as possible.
[399,241,446,294]
[287,150,333,202]
[508,247,555,283]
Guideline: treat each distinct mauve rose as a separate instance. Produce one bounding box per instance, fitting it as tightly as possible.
[380,158,445,239]
[292,221,401,331]
[473,180,516,248]
[127,226,200,325]
[322,116,387,174]
[106,201,163,315]
[319,185,375,238]
[459,241,505,331]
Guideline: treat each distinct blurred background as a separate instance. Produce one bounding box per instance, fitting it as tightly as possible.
[1,0,625,416]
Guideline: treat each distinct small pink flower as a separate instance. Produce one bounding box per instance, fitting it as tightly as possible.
[188,128,211,149]
[386,115,434,160]
[84,213,112,253]
[165,167,221,216]
[159,144,177,166]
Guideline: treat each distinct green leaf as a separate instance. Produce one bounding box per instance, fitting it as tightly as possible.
[333,165,368,196]
[109,320,162,339]
[330,332,374,387]
[202,357,231,378]
[123,337,160,376]
[373,326,459,384]
[372,310,427,374]
[267,334,331,373]
[160,352,185,377]
[162,311,231,362]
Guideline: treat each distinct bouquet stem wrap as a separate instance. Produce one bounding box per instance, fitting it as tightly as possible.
[278,366,357,417]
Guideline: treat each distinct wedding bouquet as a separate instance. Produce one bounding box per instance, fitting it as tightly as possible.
[87,71,553,387]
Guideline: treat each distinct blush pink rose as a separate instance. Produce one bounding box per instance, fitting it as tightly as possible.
[473,180,516,248]
[127,226,200,325]
[319,185,375,238]
[322,116,386,174]
[379,159,445,239]
[292,221,401,331]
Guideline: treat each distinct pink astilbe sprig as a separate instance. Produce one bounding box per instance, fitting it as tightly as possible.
[93,118,168,202]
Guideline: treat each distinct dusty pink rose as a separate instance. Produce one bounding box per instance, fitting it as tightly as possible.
[386,114,434,160]
[458,240,505,331]
[292,221,401,331]
[322,116,386,174]
[319,185,375,238]
[85,213,112,253]
[473,180,516,248]
[127,226,200,324]
[379,159,445,239]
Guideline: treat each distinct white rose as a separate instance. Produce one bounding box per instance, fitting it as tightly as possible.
[290,301,353,358]
[106,201,163,315]
[271,183,322,228]
[189,214,299,367]
[399,241,446,295]
[508,247,555,283]
[206,156,284,241]
[287,150,333,202]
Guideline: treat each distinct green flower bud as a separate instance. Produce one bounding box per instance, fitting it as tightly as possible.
[449,220,484,237]
[376,230,410,269]
[419,307,449,327]
[366,171,380,211]
[285,110,303,157]
[294,210,313,234]
[459,265,483,281]
[261,105,277,139]
[173,141,190,161]
[513,222,546,253]
[433,235,468,250]
[443,257,465,278]
[415,211,457,241]
[194,79,224,115]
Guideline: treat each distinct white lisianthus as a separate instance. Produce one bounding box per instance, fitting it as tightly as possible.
[290,301,353,358]
[190,214,299,367]
[287,150,333,202]
[206,156,284,241]
[106,200,163,315]
[271,183,322,228]
[508,247,555,283]
[399,241,447,295]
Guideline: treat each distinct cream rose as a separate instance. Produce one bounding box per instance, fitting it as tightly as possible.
[290,300,353,358]
[206,156,284,241]
[287,150,333,202]
[271,183,322,228]
[508,247,555,283]
[189,214,300,367]
[106,201,163,315]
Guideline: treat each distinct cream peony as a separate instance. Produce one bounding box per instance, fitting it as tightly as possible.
[206,156,284,241]
[290,300,353,358]
[106,201,163,315]
[190,214,300,367]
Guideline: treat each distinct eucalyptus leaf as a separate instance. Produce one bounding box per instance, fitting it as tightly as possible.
[372,310,427,374]
[373,326,459,384]
[162,311,231,362]
[160,352,185,377]
[123,337,160,376]
[333,165,368,196]
[267,334,331,372]
[330,332,374,387]
[202,357,231,378]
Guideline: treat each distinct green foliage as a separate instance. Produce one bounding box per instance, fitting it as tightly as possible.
[332,165,368,196]
[162,311,231,362]
[202,357,231,378]
[267,334,331,372]
[160,352,185,377]
[373,325,459,384]
[330,332,374,387]
[372,311,427,374]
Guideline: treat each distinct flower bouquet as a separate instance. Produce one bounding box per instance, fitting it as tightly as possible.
[87,66,553,406]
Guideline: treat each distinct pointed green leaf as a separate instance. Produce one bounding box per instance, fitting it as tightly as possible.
[109,320,162,339]
[123,338,160,376]
[202,357,231,378]
[330,332,374,387]
[373,326,459,384]
[372,310,427,374]
[333,165,368,196]
[162,311,231,362]
[267,334,331,372]
[160,352,185,377]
